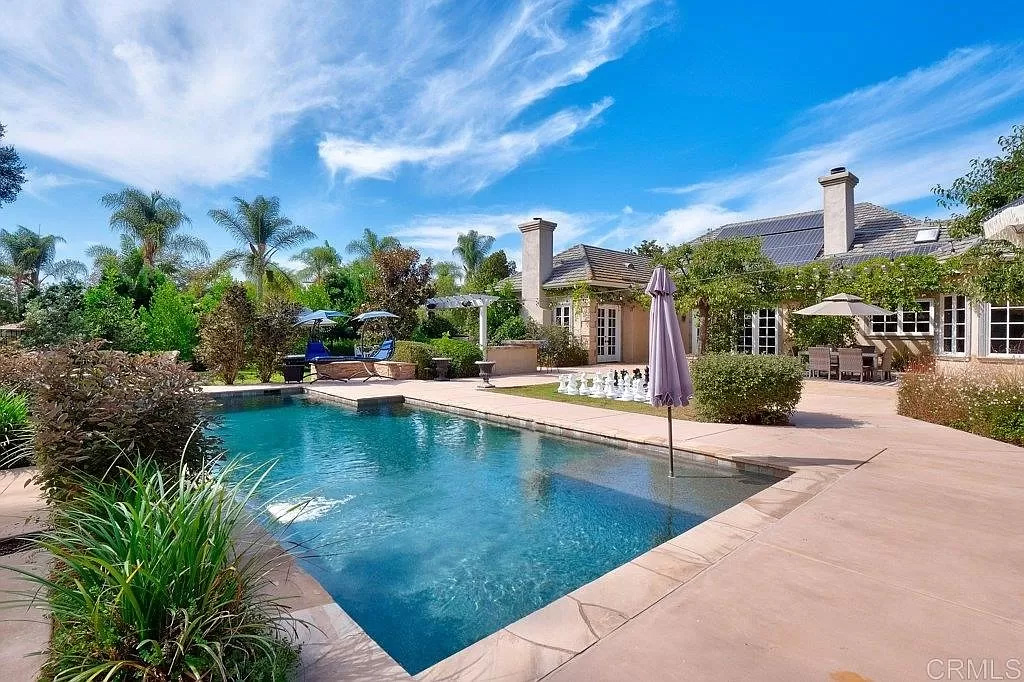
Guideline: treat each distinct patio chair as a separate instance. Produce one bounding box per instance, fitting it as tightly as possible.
[837,347,866,382]
[878,347,894,381]
[808,346,834,380]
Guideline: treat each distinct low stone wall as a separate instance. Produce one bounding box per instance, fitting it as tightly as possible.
[485,343,538,376]
[315,361,416,381]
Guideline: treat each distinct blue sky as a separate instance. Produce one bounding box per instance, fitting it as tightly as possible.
[2,1,1023,271]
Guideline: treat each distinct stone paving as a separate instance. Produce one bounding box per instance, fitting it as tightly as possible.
[4,371,1022,681]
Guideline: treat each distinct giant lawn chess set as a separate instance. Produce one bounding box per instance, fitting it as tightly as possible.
[557,367,651,402]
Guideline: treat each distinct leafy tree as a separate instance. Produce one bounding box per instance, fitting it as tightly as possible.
[22,283,88,347]
[467,250,514,291]
[453,229,495,279]
[141,281,200,360]
[934,124,1024,239]
[293,282,333,311]
[323,262,369,312]
[101,188,208,269]
[251,298,302,382]
[296,241,341,284]
[83,279,148,352]
[0,283,16,324]
[432,261,460,296]
[787,315,855,351]
[197,284,254,385]
[0,123,25,208]
[626,239,665,259]
[364,247,434,338]
[661,237,777,354]
[345,228,400,260]
[208,195,315,302]
[0,226,86,313]
[486,281,522,333]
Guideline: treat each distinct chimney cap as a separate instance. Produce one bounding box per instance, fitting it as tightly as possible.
[829,166,846,174]
[517,217,557,233]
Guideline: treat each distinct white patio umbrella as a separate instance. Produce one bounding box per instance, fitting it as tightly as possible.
[646,265,693,478]
[983,196,1024,246]
[793,293,893,317]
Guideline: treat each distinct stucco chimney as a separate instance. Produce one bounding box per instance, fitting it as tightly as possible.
[818,166,858,256]
[518,217,556,324]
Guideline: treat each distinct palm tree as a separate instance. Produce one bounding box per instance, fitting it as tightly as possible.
[297,241,341,284]
[101,188,209,268]
[345,228,400,260]
[453,230,495,279]
[0,226,85,312]
[208,195,315,301]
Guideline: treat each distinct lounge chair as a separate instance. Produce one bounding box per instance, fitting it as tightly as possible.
[310,339,396,382]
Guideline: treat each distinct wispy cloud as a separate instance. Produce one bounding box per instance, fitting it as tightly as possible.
[0,1,664,192]
[22,168,96,198]
[319,0,663,191]
[647,45,1024,242]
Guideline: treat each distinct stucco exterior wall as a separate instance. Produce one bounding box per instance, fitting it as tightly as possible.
[620,302,649,363]
[485,343,538,375]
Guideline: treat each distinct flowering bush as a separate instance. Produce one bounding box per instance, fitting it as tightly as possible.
[898,368,1024,445]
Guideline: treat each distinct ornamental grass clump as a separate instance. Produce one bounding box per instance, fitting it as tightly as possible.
[898,368,1024,445]
[0,387,30,468]
[7,459,300,682]
[691,353,804,424]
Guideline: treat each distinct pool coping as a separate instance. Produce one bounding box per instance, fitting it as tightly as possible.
[212,384,846,681]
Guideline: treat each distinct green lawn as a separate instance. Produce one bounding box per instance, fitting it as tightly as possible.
[491,382,699,420]
[198,368,308,385]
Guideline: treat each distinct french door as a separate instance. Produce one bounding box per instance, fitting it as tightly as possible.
[596,305,621,362]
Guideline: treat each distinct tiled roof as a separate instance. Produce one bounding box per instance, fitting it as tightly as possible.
[700,202,967,266]
[503,244,654,290]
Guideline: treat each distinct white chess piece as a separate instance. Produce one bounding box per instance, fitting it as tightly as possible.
[556,374,567,393]
[602,373,616,399]
[633,376,646,401]
[579,373,592,396]
[566,374,579,395]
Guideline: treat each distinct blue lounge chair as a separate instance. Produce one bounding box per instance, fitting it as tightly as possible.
[308,339,396,381]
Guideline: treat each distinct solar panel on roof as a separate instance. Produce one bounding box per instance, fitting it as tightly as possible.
[717,212,824,238]
[763,242,822,266]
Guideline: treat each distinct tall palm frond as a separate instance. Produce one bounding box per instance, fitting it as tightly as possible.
[345,229,400,259]
[101,187,207,268]
[296,241,341,284]
[0,226,83,311]
[453,230,495,278]
[208,195,315,301]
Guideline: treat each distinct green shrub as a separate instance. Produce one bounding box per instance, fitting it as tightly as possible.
[251,298,303,383]
[197,284,254,385]
[526,321,589,367]
[898,369,1024,445]
[491,316,527,344]
[430,335,483,377]
[411,314,459,342]
[22,282,87,347]
[16,342,219,503]
[394,340,436,379]
[10,459,299,681]
[141,281,200,361]
[787,315,855,351]
[691,353,804,424]
[83,279,148,352]
[0,388,30,469]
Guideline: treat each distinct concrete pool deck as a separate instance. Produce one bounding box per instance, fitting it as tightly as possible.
[4,373,1022,680]
[204,372,1024,681]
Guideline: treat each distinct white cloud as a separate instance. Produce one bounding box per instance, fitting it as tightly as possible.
[0,1,663,192]
[646,45,1024,242]
[22,168,95,197]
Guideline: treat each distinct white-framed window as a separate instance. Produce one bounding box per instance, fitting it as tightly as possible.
[986,302,1024,356]
[870,300,933,336]
[553,302,572,330]
[737,309,778,355]
[939,294,969,356]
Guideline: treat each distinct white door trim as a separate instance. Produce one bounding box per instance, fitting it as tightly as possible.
[596,304,621,362]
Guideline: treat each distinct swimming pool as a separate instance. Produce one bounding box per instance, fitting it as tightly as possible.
[216,395,771,674]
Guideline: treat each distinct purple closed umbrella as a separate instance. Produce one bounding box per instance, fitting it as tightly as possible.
[646,265,693,477]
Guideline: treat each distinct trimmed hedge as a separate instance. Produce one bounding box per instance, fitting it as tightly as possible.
[394,340,435,379]
[691,353,804,424]
[898,369,1024,445]
[430,336,482,378]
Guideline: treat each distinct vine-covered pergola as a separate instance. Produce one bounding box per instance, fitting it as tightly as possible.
[424,293,500,350]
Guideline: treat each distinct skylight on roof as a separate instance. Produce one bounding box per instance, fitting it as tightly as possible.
[914,228,940,243]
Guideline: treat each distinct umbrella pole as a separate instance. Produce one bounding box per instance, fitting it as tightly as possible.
[667,406,675,478]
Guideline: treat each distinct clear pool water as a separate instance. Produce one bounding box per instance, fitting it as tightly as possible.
[215,395,771,674]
